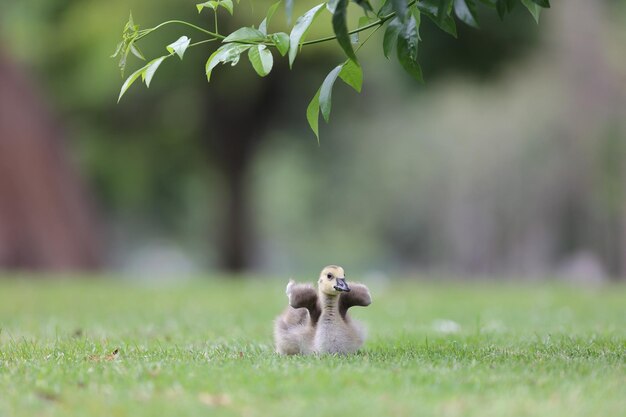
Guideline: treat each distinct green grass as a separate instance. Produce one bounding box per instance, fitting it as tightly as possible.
[1,277,625,417]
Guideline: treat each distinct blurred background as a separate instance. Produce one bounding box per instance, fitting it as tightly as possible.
[0,0,624,281]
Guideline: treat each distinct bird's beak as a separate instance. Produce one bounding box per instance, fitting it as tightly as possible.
[334,278,350,292]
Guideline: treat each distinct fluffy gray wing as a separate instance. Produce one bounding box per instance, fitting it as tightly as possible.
[339,283,372,319]
[286,281,321,324]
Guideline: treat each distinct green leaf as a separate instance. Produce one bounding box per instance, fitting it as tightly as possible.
[167,36,191,60]
[410,4,422,35]
[319,65,342,122]
[142,56,167,87]
[431,13,456,37]
[130,43,145,60]
[306,89,321,141]
[453,0,479,28]
[332,0,357,62]
[531,0,550,7]
[417,1,457,37]
[205,43,252,81]
[378,0,393,17]
[496,0,507,19]
[224,27,266,43]
[437,0,453,24]
[111,41,124,58]
[197,1,217,12]
[383,17,402,59]
[123,11,136,33]
[327,0,340,14]
[397,42,423,82]
[288,3,325,67]
[118,66,144,102]
[390,0,408,22]
[404,11,420,56]
[219,0,234,14]
[197,0,233,14]
[259,19,269,35]
[306,59,362,141]
[260,0,281,34]
[521,0,541,22]
[396,13,423,82]
[266,0,282,21]
[118,47,129,76]
[351,16,376,44]
[248,45,274,76]
[352,0,373,13]
[415,0,437,15]
[505,0,517,11]
[338,59,362,92]
[271,32,290,56]
[359,15,377,26]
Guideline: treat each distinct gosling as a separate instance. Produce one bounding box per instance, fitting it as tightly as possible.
[274,265,372,355]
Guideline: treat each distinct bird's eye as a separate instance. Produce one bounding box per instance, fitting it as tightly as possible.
[326,273,333,280]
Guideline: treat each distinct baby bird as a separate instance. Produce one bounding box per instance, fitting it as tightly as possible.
[274,265,372,355]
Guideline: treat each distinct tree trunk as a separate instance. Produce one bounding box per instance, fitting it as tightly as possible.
[205,66,287,272]
[216,137,254,272]
[0,48,101,271]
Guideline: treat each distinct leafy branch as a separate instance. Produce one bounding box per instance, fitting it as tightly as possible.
[113,0,551,140]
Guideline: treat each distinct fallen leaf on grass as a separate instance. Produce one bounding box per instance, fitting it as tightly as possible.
[106,348,120,360]
[35,390,60,402]
[198,393,232,407]
[88,348,120,362]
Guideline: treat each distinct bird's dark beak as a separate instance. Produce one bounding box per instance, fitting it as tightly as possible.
[334,278,350,292]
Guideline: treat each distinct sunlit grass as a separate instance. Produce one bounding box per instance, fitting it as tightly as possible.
[0,277,625,417]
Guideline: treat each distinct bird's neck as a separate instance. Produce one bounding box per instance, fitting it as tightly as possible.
[318,292,339,320]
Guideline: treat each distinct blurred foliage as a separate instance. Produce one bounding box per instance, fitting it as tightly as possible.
[2,0,623,277]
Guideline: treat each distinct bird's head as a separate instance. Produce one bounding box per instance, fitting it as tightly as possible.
[318,265,350,295]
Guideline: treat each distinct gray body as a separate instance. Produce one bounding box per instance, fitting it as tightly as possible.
[274,280,372,355]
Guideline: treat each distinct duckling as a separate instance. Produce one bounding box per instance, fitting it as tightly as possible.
[274,265,372,355]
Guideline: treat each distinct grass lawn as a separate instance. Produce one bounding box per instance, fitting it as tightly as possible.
[0,276,624,417]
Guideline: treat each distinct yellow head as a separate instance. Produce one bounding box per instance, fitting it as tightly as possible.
[317,265,350,296]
